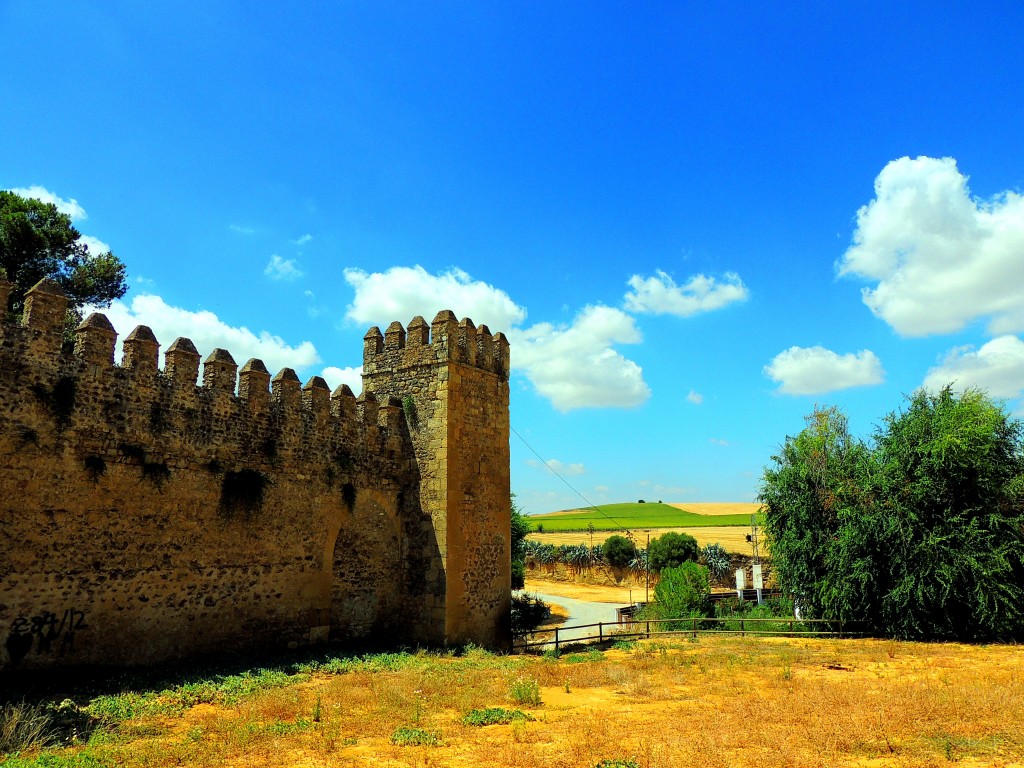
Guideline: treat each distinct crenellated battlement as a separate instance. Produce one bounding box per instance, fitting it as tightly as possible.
[362,310,510,379]
[0,278,511,670]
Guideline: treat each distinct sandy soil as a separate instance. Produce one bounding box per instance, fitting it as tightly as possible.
[524,577,637,604]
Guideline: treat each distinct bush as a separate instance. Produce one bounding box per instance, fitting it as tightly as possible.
[650,562,711,628]
[508,677,541,706]
[390,726,439,746]
[601,534,637,568]
[510,594,549,638]
[0,701,55,754]
[461,708,534,726]
[648,532,698,572]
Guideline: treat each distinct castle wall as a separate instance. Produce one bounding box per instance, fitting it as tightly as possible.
[0,279,508,670]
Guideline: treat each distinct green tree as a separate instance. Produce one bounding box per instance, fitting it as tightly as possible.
[601,534,637,569]
[647,531,698,573]
[0,190,127,316]
[760,390,1024,640]
[510,493,530,590]
[650,562,711,627]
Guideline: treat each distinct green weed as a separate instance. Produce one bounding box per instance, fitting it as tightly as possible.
[460,708,534,726]
[390,726,439,746]
[508,677,541,707]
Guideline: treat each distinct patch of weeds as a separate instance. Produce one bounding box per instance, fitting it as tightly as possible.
[611,640,636,651]
[312,693,322,723]
[390,726,439,747]
[185,725,204,743]
[1,749,108,767]
[595,760,640,768]
[563,649,603,664]
[83,454,106,482]
[218,469,269,520]
[508,677,541,707]
[85,691,163,725]
[264,718,311,736]
[461,708,534,726]
[0,700,56,754]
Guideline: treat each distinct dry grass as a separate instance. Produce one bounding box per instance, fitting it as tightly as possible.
[529,525,755,554]
[7,638,1024,768]
[666,502,762,517]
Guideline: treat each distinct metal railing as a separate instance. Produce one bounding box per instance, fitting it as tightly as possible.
[514,615,864,653]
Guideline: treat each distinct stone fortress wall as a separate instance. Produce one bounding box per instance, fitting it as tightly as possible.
[0,278,511,671]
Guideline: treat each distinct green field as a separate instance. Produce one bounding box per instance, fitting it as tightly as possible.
[527,502,758,532]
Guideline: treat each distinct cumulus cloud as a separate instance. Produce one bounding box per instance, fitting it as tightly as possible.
[922,335,1024,398]
[265,254,303,281]
[686,389,704,405]
[509,305,650,412]
[526,458,586,476]
[8,185,88,220]
[764,346,885,395]
[838,156,1024,336]
[344,265,526,332]
[293,234,313,245]
[343,265,653,412]
[624,270,748,316]
[79,234,112,255]
[321,365,363,393]
[97,295,320,375]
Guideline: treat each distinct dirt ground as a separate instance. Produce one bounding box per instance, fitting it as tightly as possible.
[666,502,762,516]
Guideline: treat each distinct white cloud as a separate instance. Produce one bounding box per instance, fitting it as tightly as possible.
[838,156,1024,337]
[79,234,112,255]
[623,270,748,316]
[709,438,729,446]
[344,265,527,332]
[229,224,255,235]
[344,265,651,412]
[294,234,313,245]
[594,485,610,493]
[97,294,320,376]
[686,389,704,405]
[321,365,363,393]
[265,254,303,281]
[526,458,586,476]
[923,335,1024,398]
[8,185,87,220]
[764,346,885,395]
[509,305,650,412]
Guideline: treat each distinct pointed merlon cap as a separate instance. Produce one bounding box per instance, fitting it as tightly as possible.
[167,337,200,355]
[432,309,457,324]
[272,367,301,383]
[240,358,269,374]
[303,375,330,391]
[125,325,158,343]
[204,348,237,365]
[331,383,355,398]
[407,315,429,346]
[27,277,65,297]
[77,312,116,332]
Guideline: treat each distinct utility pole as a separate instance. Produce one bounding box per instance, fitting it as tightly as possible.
[645,530,651,604]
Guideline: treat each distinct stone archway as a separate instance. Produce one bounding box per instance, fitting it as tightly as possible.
[329,488,403,641]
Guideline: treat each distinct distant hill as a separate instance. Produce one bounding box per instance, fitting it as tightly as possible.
[527,501,761,532]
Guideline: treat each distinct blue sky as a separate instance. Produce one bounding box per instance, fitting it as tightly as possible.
[4,2,1024,513]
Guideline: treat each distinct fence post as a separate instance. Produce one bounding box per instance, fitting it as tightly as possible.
[598,622,603,645]
[555,627,559,654]
[691,616,697,639]
[646,620,650,639]
[740,618,745,637]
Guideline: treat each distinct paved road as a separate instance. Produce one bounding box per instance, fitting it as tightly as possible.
[523,591,625,644]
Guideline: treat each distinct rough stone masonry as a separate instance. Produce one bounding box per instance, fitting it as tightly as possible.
[0,278,511,670]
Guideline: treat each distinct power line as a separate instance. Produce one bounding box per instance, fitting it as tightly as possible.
[510,424,631,533]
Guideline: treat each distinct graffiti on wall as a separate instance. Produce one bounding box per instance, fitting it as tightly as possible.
[5,609,88,664]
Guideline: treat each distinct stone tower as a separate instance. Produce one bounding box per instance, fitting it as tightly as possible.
[362,311,511,648]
